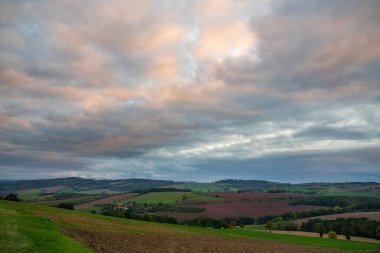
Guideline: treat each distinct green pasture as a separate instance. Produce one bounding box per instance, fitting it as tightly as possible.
[126,191,221,204]
[167,183,227,192]
[0,203,92,253]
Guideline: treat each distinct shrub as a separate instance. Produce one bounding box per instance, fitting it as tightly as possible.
[282,221,299,231]
[4,193,20,202]
[56,203,74,210]
[266,221,274,232]
[328,231,337,239]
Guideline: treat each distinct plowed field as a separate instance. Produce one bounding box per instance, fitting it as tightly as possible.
[155,200,321,219]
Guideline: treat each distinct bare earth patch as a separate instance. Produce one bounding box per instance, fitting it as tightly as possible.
[66,229,347,253]
[295,211,380,225]
[155,200,321,220]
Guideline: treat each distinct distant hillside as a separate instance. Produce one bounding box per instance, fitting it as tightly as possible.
[1,177,379,196]
[215,179,290,191]
[0,177,175,194]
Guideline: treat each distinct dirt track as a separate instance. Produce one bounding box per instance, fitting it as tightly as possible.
[66,229,348,253]
[271,230,380,244]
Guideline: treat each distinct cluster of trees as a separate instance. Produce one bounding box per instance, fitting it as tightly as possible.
[290,196,380,211]
[0,193,20,201]
[104,202,204,214]
[100,209,178,224]
[98,205,255,229]
[301,218,380,239]
[263,216,380,240]
[150,204,204,213]
[256,205,372,225]
[264,217,298,232]
[216,179,288,191]
[57,203,74,210]
[130,188,191,194]
[182,216,255,229]
[267,189,288,193]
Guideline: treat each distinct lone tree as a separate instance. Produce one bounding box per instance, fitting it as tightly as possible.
[316,223,325,238]
[342,225,352,240]
[266,221,274,233]
[4,193,20,202]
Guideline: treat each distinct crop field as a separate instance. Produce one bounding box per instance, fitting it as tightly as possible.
[126,191,221,204]
[294,211,380,225]
[205,191,306,201]
[17,189,47,201]
[281,185,380,197]
[335,184,380,193]
[322,191,380,197]
[166,183,229,192]
[155,200,322,220]
[60,188,122,194]
[2,200,380,253]
[34,195,104,206]
[74,193,137,209]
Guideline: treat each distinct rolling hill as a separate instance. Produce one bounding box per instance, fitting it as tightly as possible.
[1,200,380,253]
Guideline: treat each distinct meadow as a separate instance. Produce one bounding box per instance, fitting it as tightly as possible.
[124,191,221,204]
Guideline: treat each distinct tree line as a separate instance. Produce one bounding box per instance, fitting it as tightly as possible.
[300,218,380,239]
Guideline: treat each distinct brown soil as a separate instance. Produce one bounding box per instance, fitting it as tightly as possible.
[42,186,68,193]
[74,193,137,209]
[155,200,321,220]
[295,211,380,225]
[66,228,347,253]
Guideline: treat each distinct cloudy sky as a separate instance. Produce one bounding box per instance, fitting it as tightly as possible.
[0,0,379,182]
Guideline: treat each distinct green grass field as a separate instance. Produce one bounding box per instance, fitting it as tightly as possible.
[321,191,380,197]
[1,200,380,252]
[126,191,221,204]
[167,183,228,192]
[0,203,92,253]
[18,189,52,202]
[33,196,103,206]
[281,186,380,197]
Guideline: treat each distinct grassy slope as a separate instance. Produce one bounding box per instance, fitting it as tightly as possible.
[283,186,380,197]
[18,189,51,201]
[126,192,220,204]
[0,203,92,253]
[1,200,380,252]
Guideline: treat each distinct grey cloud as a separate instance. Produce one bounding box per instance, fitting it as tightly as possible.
[294,126,374,140]
[0,0,379,181]
[185,147,380,183]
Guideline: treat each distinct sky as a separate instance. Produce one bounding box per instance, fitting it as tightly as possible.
[0,0,379,183]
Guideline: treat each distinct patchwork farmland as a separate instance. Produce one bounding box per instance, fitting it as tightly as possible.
[2,200,380,253]
[2,178,380,252]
